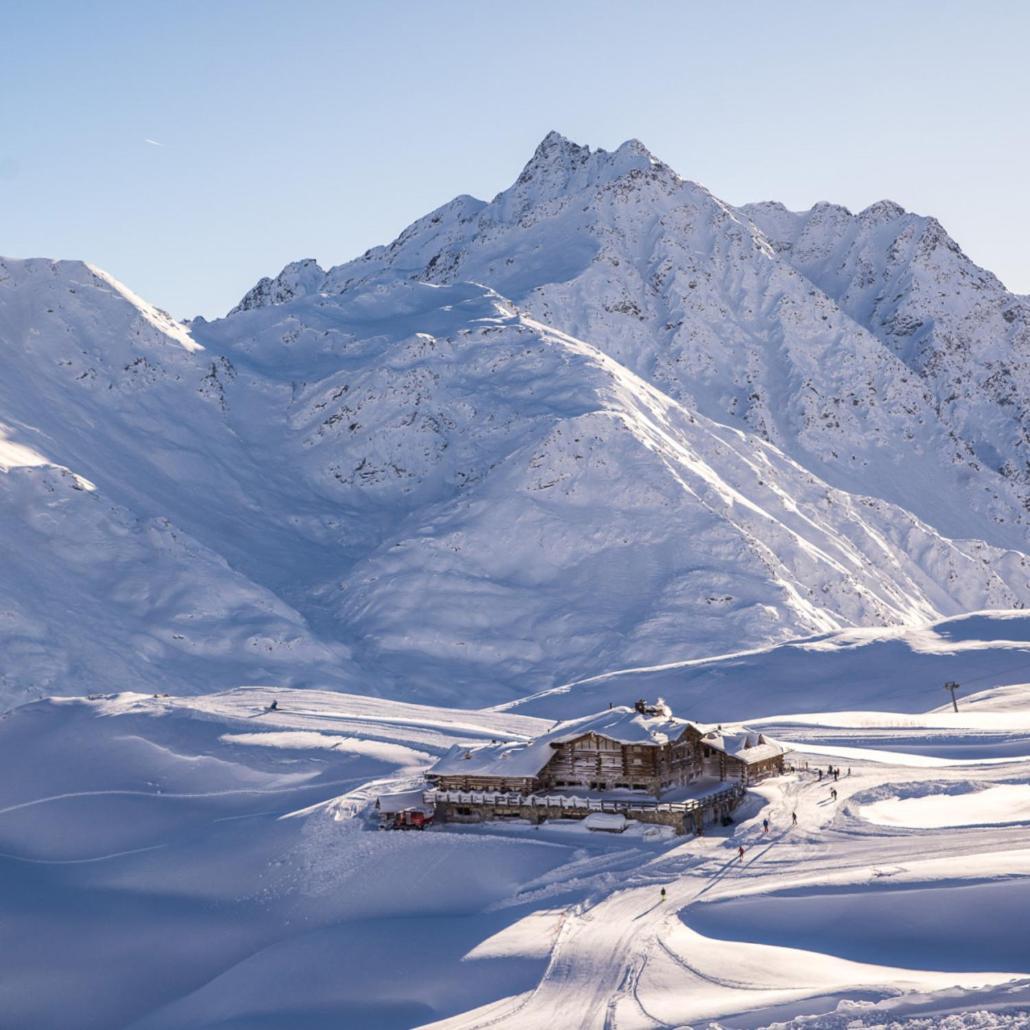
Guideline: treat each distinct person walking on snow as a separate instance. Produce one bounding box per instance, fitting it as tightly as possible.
[738,845,745,861]
[830,788,838,801]
[792,810,798,826]
[762,817,769,833]
[660,887,667,901]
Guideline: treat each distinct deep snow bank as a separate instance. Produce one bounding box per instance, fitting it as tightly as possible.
[859,783,1030,829]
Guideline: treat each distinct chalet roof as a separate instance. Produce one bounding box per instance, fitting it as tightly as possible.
[702,729,787,765]
[428,706,702,780]
[547,706,699,747]
[429,737,555,779]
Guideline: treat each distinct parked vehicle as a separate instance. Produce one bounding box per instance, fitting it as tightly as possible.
[383,809,431,831]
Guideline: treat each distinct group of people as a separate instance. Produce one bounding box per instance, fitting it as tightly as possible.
[656,754,867,903]
[736,764,848,866]
[659,761,857,902]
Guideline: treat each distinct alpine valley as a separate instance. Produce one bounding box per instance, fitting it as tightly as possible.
[5,133,1030,1030]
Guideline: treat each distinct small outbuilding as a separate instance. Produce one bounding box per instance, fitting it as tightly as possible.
[700,729,786,784]
[375,788,435,830]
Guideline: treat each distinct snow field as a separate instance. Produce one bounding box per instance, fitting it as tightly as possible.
[4,679,1030,1026]
[506,611,1030,723]
[858,783,1030,829]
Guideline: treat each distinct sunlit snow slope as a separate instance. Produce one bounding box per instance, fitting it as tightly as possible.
[3,682,1030,1028]
[505,609,1030,723]
[1,255,1028,708]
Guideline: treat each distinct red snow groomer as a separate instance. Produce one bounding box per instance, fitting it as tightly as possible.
[376,789,435,830]
[389,809,430,831]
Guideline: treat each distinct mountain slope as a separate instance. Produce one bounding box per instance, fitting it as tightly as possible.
[0,462,354,708]
[238,133,1027,550]
[2,253,1027,707]
[741,199,1030,504]
[0,258,356,704]
[230,283,1027,700]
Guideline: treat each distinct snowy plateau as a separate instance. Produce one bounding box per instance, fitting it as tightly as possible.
[1,133,1030,1028]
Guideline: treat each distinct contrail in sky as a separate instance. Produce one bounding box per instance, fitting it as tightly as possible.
[144,138,165,147]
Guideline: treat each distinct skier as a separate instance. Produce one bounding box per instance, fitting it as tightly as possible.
[762,817,769,833]
[660,887,667,901]
[268,699,278,712]
[738,845,745,861]
[834,768,839,782]
[818,769,823,781]
[830,788,838,801]
[792,810,798,826]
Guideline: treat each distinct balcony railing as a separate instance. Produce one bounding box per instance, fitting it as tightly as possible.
[423,784,743,814]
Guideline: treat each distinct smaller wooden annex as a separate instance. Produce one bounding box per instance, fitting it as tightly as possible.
[428,700,787,798]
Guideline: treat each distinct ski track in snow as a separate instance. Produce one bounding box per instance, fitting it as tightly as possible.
[1,684,1028,1028]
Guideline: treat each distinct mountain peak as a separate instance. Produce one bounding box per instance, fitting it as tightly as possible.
[536,128,581,151]
[613,137,656,160]
[518,131,592,183]
[858,199,907,224]
[229,257,325,316]
[504,132,675,212]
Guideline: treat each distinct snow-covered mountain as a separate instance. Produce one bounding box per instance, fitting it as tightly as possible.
[0,258,358,707]
[741,198,1030,506]
[244,132,1027,549]
[1,134,1028,709]
[198,276,1030,701]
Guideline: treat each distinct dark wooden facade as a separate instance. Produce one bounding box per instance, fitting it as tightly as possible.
[543,726,704,794]
[429,722,786,798]
[736,752,785,784]
[430,771,540,793]
[702,744,786,785]
[431,726,708,798]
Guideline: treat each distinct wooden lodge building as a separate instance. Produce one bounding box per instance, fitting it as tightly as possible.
[427,700,787,799]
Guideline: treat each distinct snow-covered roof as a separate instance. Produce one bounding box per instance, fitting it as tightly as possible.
[429,738,557,779]
[376,788,433,814]
[584,812,627,832]
[547,706,698,747]
[702,729,787,765]
[428,705,701,780]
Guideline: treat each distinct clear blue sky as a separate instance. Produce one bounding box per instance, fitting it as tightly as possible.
[2,0,1027,317]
